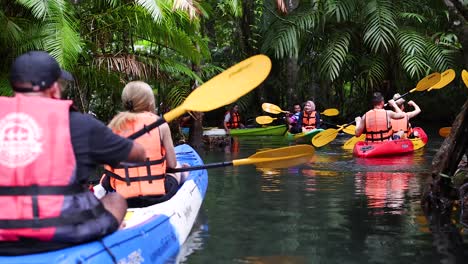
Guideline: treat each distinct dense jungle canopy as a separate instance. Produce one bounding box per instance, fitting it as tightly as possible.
[1,0,468,146]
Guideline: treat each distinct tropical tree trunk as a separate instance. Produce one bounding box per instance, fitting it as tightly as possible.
[286,57,299,107]
[188,62,204,149]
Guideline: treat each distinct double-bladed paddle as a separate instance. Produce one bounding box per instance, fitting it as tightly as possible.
[127,55,272,140]
[166,145,315,172]
[311,72,441,148]
[262,103,339,117]
[256,108,340,125]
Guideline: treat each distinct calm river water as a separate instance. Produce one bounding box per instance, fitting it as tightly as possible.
[175,128,468,264]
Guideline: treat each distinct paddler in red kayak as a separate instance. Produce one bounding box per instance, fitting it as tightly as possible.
[355,92,405,142]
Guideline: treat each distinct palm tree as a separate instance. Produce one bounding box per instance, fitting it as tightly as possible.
[262,0,460,116]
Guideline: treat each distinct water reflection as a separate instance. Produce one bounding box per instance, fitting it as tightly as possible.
[185,133,468,264]
[355,171,413,215]
[174,212,209,263]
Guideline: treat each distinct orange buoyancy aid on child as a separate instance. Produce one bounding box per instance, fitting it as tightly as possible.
[0,95,93,241]
[391,114,412,137]
[364,109,393,142]
[103,112,167,198]
[226,111,241,129]
[302,111,317,130]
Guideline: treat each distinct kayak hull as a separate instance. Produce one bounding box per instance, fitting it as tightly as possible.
[230,125,287,136]
[0,144,207,264]
[353,127,428,158]
[286,128,324,143]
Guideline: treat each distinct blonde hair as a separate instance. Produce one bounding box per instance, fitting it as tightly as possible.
[108,81,156,131]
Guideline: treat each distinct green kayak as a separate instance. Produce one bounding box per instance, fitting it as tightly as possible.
[230,125,288,136]
[285,128,324,143]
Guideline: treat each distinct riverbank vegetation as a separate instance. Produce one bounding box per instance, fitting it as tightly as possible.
[1,0,467,144]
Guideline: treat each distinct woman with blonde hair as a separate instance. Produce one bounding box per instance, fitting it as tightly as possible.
[101,81,186,207]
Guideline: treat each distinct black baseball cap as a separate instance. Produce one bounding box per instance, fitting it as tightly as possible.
[9,51,73,92]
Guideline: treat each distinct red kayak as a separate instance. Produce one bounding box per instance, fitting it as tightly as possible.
[353,127,428,158]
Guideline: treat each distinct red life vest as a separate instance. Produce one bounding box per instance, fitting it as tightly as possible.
[226,111,241,129]
[391,114,412,137]
[0,95,89,241]
[302,111,316,130]
[103,112,167,198]
[364,109,393,142]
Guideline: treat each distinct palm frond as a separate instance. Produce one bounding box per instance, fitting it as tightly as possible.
[426,42,455,72]
[360,56,386,89]
[135,0,166,22]
[262,10,320,58]
[15,0,50,19]
[172,0,201,19]
[363,0,396,53]
[41,1,81,69]
[325,0,354,22]
[318,31,351,81]
[397,30,426,56]
[400,53,430,78]
[0,10,23,45]
[398,12,426,24]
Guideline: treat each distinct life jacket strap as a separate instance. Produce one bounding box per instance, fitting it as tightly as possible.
[0,185,86,196]
[104,170,165,183]
[114,157,166,169]
[0,203,107,229]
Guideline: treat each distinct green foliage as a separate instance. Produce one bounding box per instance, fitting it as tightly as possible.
[363,0,397,53]
[318,32,350,81]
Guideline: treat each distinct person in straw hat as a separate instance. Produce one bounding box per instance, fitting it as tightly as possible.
[390,93,421,139]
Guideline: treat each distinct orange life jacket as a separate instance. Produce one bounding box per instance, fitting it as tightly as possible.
[0,95,93,241]
[364,109,393,142]
[391,114,412,137]
[302,111,316,130]
[226,111,241,129]
[103,112,166,198]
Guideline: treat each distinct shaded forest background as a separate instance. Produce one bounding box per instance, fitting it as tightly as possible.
[1,0,467,145]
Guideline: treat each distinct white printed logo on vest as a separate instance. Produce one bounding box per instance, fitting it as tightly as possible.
[0,113,43,168]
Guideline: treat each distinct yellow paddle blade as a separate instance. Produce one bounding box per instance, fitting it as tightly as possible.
[462,70,468,88]
[339,124,356,135]
[439,127,451,137]
[164,55,272,121]
[412,138,426,150]
[321,108,339,116]
[342,134,365,150]
[256,116,276,125]
[311,128,340,147]
[262,103,286,114]
[232,145,315,168]
[428,69,455,91]
[410,72,441,92]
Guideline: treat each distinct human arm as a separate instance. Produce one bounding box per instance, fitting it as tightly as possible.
[406,100,421,119]
[84,115,146,166]
[223,113,231,132]
[387,99,405,119]
[355,114,365,136]
[160,123,177,169]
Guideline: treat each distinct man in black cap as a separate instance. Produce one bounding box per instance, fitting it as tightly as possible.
[0,51,146,255]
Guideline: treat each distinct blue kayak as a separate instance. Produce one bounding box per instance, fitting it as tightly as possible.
[0,144,208,263]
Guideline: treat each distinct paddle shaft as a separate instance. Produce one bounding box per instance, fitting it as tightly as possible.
[168,161,235,172]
